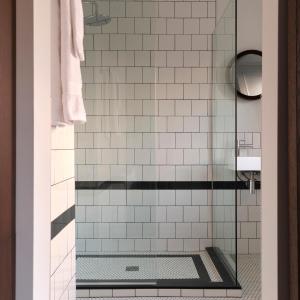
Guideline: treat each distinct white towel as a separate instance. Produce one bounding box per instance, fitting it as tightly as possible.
[51,0,65,126]
[60,0,86,124]
[51,0,86,126]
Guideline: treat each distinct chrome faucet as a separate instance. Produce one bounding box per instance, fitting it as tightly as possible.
[237,139,253,156]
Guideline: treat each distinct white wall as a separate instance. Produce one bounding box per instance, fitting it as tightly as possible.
[16,0,51,299]
[262,0,279,298]
[237,0,262,133]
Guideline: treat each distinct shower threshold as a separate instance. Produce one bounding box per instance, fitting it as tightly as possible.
[76,248,240,290]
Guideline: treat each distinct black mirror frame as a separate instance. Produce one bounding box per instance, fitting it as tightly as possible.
[236,49,262,100]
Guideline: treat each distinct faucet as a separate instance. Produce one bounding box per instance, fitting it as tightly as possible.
[237,139,253,156]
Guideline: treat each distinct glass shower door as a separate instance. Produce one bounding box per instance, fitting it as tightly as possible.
[211,0,238,285]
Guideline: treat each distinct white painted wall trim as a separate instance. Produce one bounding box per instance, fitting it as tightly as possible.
[16,0,51,299]
[262,0,278,299]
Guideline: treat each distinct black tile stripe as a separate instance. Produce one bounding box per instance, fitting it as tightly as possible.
[75,180,261,190]
[51,205,75,240]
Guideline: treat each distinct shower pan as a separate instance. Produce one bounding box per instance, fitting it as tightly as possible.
[75,0,239,292]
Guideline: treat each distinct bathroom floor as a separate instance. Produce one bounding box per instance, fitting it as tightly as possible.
[77,254,260,299]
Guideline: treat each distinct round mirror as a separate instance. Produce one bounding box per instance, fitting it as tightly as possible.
[236,50,262,100]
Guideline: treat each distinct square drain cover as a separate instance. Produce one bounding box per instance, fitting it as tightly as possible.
[126,266,139,272]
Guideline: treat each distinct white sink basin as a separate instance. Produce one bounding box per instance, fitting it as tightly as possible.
[237,156,261,172]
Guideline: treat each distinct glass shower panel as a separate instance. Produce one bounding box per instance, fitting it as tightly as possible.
[212,0,237,284]
[76,0,239,290]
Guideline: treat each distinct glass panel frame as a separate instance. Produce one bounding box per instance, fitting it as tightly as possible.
[211,0,238,285]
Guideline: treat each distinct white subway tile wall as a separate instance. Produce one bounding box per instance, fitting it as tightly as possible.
[76,0,261,256]
[51,126,76,299]
[76,0,215,255]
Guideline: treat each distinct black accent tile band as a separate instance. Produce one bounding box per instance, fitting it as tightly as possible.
[75,180,261,190]
[51,205,75,240]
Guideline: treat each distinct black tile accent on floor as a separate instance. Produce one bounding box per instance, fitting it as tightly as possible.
[51,205,75,239]
[75,181,261,190]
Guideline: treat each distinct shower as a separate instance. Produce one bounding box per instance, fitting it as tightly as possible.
[83,0,111,26]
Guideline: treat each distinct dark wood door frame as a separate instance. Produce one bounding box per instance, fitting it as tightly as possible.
[288,0,300,299]
[0,0,16,299]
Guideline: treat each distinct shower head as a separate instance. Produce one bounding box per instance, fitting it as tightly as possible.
[83,0,111,26]
[84,14,111,26]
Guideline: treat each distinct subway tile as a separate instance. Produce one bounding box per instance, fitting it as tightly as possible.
[175,2,191,18]
[119,239,135,252]
[102,206,118,222]
[127,223,143,238]
[110,223,126,238]
[159,223,175,238]
[143,2,158,17]
[192,2,208,18]
[204,289,227,297]
[86,239,101,252]
[143,223,157,238]
[184,239,199,251]
[94,165,110,181]
[192,223,208,238]
[110,190,126,205]
[158,289,180,297]
[135,51,151,67]
[168,239,183,252]
[159,190,175,205]
[184,149,200,165]
[135,18,150,34]
[86,206,101,222]
[167,149,183,165]
[126,34,143,50]
[184,19,199,34]
[200,18,215,34]
[135,206,151,222]
[118,149,134,164]
[151,18,167,34]
[127,190,143,206]
[94,190,110,205]
[176,223,191,238]
[168,116,184,132]
[90,289,113,297]
[159,166,175,181]
[167,206,183,222]
[151,206,166,222]
[181,289,204,297]
[118,18,134,34]
[175,35,192,50]
[143,35,159,50]
[126,1,142,17]
[102,239,118,252]
[110,1,125,17]
[159,35,175,51]
[176,166,192,181]
[175,68,191,83]
[135,239,150,251]
[184,206,199,222]
[159,2,174,18]
[94,34,109,50]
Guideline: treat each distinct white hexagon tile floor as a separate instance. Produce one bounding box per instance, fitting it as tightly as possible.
[77,254,261,300]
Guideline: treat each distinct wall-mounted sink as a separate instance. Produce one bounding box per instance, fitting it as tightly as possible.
[237,156,261,172]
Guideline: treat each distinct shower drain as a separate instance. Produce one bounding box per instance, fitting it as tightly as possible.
[126,266,139,272]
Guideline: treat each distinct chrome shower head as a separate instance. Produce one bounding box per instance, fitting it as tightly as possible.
[83,0,111,26]
[84,14,111,26]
